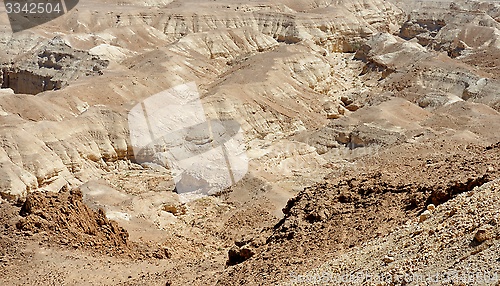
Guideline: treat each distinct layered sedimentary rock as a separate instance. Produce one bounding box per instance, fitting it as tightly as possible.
[393,0,500,55]
[1,37,108,95]
[1,0,399,200]
[0,0,498,202]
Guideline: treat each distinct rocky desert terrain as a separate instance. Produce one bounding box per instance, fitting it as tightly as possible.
[0,0,499,285]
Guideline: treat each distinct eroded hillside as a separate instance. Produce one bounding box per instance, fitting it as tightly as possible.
[0,0,499,285]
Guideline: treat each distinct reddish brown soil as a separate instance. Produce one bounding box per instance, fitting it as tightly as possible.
[3,189,167,260]
[217,141,500,285]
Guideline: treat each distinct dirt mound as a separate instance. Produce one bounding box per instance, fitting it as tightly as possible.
[15,188,167,259]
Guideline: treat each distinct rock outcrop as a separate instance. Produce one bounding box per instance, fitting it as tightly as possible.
[394,0,500,56]
[1,37,108,95]
[289,179,500,286]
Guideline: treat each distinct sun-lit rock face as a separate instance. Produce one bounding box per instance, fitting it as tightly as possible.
[391,0,500,53]
[0,0,404,201]
[0,0,498,205]
[44,0,405,50]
